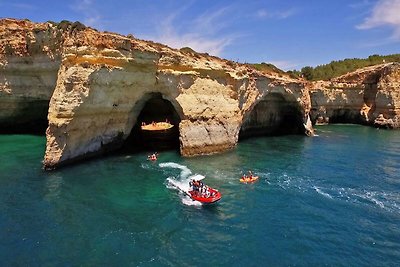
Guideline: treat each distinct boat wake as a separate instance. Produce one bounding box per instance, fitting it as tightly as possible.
[159,162,205,206]
[312,186,333,199]
[277,174,400,213]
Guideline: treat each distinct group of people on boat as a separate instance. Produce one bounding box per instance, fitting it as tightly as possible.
[144,150,255,204]
[141,119,170,127]
[142,121,158,127]
[189,179,216,198]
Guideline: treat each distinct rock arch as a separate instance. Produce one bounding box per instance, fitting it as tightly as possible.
[122,92,183,152]
[16,18,313,169]
[239,92,305,140]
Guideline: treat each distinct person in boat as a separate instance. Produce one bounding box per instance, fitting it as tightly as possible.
[248,171,253,179]
[190,179,199,191]
[191,179,196,188]
[205,188,211,198]
[201,186,206,195]
[148,152,158,161]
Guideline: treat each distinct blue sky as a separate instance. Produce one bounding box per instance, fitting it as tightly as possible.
[1,0,400,70]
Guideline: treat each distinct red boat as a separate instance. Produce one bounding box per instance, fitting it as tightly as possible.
[188,187,221,204]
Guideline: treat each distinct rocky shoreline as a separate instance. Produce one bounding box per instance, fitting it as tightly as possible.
[309,63,400,129]
[1,18,398,169]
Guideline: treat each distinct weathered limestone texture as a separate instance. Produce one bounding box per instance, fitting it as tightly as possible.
[0,19,62,132]
[0,19,312,169]
[310,63,400,128]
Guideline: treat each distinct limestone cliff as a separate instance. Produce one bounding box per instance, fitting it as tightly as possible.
[0,19,64,133]
[0,18,312,169]
[309,63,400,129]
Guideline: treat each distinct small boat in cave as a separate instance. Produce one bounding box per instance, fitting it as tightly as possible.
[141,121,174,131]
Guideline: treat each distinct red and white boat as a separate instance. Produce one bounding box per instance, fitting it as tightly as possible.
[188,186,221,204]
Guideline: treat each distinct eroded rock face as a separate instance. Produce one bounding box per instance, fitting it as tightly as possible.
[0,19,62,133]
[310,63,400,128]
[0,19,312,169]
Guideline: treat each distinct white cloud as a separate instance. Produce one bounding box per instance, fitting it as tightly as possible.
[256,9,269,18]
[357,0,400,39]
[268,60,301,71]
[159,33,233,56]
[0,2,36,10]
[256,8,296,19]
[12,3,36,10]
[151,6,238,56]
[349,0,373,9]
[71,0,102,28]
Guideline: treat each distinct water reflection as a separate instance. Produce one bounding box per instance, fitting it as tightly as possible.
[44,174,63,200]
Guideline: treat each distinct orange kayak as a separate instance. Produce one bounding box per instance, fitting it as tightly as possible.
[240,176,259,183]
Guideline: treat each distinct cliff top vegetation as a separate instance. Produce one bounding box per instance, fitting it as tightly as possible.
[288,54,400,81]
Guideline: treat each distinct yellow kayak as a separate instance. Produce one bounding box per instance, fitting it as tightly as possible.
[240,176,259,183]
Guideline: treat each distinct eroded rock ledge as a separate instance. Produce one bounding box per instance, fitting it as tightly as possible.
[309,63,400,128]
[0,18,312,169]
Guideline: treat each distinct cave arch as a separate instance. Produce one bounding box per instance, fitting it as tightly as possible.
[122,92,183,152]
[239,93,304,140]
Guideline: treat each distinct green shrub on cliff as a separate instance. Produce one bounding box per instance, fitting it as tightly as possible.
[291,54,400,81]
[55,20,86,32]
[180,47,197,55]
[249,62,287,76]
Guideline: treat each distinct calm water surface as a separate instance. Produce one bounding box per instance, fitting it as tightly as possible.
[1,125,399,266]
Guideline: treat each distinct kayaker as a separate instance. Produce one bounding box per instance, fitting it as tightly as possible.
[148,152,157,161]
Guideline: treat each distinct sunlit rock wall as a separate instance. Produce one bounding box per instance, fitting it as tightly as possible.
[0,19,62,133]
[310,63,400,128]
[0,19,312,169]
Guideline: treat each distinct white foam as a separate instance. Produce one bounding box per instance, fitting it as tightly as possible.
[161,162,205,206]
[354,191,385,209]
[159,162,192,179]
[140,162,152,169]
[325,186,400,213]
[181,195,202,206]
[313,186,333,199]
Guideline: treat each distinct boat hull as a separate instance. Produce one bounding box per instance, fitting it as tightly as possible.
[240,176,259,183]
[188,189,221,204]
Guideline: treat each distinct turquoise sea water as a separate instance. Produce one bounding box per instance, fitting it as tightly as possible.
[1,125,399,266]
